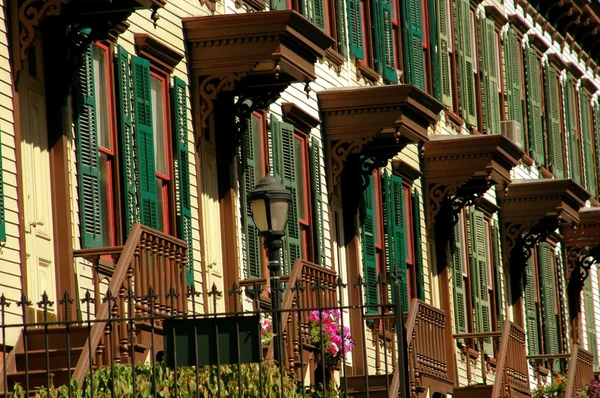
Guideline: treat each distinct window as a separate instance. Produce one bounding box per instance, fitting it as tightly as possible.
[347,0,398,83]
[294,133,313,260]
[505,27,527,148]
[76,44,194,281]
[479,14,501,135]
[453,0,477,127]
[400,0,425,88]
[524,243,564,364]
[524,45,545,165]
[150,73,172,233]
[92,43,116,247]
[543,62,566,178]
[433,0,453,108]
[452,207,502,355]
[583,277,598,370]
[564,74,583,185]
[361,171,422,313]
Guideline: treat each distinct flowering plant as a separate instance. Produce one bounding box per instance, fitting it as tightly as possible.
[532,374,567,398]
[308,309,354,368]
[582,379,600,398]
[261,318,273,346]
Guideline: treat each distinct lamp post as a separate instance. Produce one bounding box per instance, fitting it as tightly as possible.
[249,175,291,366]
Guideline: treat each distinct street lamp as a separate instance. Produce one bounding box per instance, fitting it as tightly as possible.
[249,175,291,366]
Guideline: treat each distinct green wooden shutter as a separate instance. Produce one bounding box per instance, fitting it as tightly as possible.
[468,209,492,354]
[380,0,397,82]
[76,44,103,248]
[361,174,378,313]
[336,0,347,56]
[524,46,545,164]
[491,221,503,329]
[301,0,325,29]
[241,115,262,279]
[504,28,525,144]
[270,0,287,10]
[539,243,559,355]
[0,122,5,242]
[524,258,540,355]
[456,0,476,126]
[452,221,467,334]
[400,0,424,88]
[132,56,159,230]
[383,173,408,310]
[543,63,565,178]
[309,137,325,266]
[434,0,452,107]
[347,0,364,59]
[565,75,582,184]
[579,90,597,197]
[412,189,424,300]
[116,46,139,236]
[172,77,194,285]
[594,102,600,197]
[271,115,301,274]
[584,277,598,370]
[479,16,501,135]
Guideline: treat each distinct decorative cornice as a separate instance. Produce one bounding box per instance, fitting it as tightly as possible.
[498,179,589,281]
[134,34,184,74]
[508,13,530,36]
[423,134,523,229]
[281,102,320,133]
[568,61,585,79]
[392,159,423,183]
[527,33,550,53]
[319,85,441,188]
[485,5,508,27]
[184,11,333,138]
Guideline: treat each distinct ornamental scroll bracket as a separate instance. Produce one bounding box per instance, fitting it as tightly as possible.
[503,221,551,287]
[199,71,252,133]
[566,245,599,295]
[427,180,486,231]
[358,154,395,190]
[232,87,284,148]
[330,137,375,187]
[18,0,70,61]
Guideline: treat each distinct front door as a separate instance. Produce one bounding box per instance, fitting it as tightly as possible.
[19,38,57,321]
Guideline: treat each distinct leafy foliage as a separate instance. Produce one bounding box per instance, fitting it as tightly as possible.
[10,363,330,398]
[532,374,567,398]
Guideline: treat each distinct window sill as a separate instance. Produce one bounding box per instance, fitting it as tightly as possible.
[521,154,535,167]
[538,166,553,179]
[356,61,379,85]
[445,109,464,131]
[236,0,266,11]
[325,48,344,72]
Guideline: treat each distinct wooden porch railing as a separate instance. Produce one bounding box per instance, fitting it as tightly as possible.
[245,259,337,378]
[454,320,529,397]
[392,299,451,398]
[528,344,594,398]
[72,224,189,384]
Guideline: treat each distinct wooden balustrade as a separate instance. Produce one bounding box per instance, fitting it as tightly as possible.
[72,224,189,384]
[394,299,451,398]
[253,259,337,379]
[528,344,594,398]
[454,320,529,398]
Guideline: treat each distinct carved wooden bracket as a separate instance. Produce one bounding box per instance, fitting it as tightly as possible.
[198,71,252,131]
[330,137,374,187]
[18,0,69,61]
[423,135,523,231]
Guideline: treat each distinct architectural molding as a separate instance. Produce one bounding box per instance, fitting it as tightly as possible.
[498,179,589,286]
[134,34,184,74]
[184,10,333,138]
[281,102,321,133]
[422,134,523,229]
[318,84,442,189]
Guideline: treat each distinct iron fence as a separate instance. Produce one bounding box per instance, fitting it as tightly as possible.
[0,276,409,397]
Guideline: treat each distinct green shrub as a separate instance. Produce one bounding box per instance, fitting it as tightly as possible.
[10,363,343,397]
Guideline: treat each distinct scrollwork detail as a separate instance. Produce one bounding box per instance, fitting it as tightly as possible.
[19,0,69,61]
[330,137,375,186]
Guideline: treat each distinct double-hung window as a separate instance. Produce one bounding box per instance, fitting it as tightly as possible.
[543,60,566,178]
[579,86,597,197]
[564,73,583,185]
[361,171,423,313]
[75,43,193,282]
[150,73,172,233]
[504,26,527,147]
[452,207,503,355]
[524,243,565,370]
[92,43,116,247]
[524,44,546,165]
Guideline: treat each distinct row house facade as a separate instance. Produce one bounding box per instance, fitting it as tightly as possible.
[2,0,600,396]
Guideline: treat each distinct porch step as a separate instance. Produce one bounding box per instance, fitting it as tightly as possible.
[345,374,393,398]
[18,326,89,351]
[453,384,494,398]
[14,348,83,371]
[2,368,73,394]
